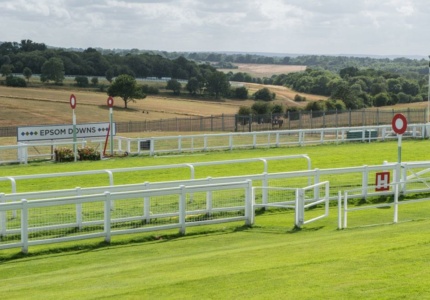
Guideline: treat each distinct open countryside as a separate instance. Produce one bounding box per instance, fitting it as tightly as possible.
[0,62,430,300]
[0,70,326,127]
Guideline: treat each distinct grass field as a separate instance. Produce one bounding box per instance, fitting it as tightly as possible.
[0,64,332,128]
[1,140,430,299]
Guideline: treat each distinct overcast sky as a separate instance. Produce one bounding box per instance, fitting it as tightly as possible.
[1,0,429,57]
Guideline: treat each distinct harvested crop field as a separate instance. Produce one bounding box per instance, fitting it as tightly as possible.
[219,63,306,77]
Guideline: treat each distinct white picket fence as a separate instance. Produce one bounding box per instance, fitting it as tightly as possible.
[2,123,429,164]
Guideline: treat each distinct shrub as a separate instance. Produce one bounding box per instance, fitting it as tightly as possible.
[294,94,306,102]
[253,88,274,101]
[54,146,100,162]
[75,76,89,87]
[54,147,75,162]
[141,84,159,94]
[6,75,27,87]
[78,146,100,161]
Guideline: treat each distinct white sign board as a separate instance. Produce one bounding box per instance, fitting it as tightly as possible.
[17,123,115,142]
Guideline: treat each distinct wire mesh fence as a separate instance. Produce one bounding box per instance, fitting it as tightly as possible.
[1,108,427,138]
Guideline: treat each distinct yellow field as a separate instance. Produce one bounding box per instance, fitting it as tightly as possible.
[219,63,306,77]
[0,86,244,126]
[0,81,319,127]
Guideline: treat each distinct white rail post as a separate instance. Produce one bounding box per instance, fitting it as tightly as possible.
[262,172,268,209]
[245,180,253,226]
[179,185,186,235]
[249,186,255,225]
[104,192,111,243]
[337,191,342,229]
[76,187,82,230]
[343,191,348,229]
[21,199,29,254]
[149,138,155,156]
[0,193,5,237]
[143,182,151,224]
[295,189,304,228]
[362,165,368,199]
[206,177,213,216]
[394,181,399,223]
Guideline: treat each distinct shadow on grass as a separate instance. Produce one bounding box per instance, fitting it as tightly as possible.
[0,225,254,263]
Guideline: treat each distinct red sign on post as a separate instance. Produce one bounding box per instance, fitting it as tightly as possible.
[375,171,390,191]
[70,94,77,109]
[392,113,407,135]
[107,96,114,108]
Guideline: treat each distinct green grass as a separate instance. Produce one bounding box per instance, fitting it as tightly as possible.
[1,139,430,299]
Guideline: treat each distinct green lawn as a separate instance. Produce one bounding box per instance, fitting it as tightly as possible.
[1,140,430,299]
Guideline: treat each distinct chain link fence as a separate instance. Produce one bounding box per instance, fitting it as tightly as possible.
[1,108,427,137]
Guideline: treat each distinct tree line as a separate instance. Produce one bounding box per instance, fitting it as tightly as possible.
[0,40,428,112]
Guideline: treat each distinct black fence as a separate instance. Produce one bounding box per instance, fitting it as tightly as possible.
[1,108,427,137]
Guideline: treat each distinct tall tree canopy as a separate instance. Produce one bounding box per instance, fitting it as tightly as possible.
[107,74,146,108]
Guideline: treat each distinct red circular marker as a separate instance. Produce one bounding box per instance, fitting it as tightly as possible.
[70,94,77,109]
[392,113,407,135]
[107,96,114,108]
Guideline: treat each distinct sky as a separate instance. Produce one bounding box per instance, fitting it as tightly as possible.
[0,0,429,57]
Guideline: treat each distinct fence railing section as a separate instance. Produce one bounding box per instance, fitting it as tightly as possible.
[2,123,429,164]
[106,123,429,157]
[339,176,430,229]
[0,181,253,253]
[0,155,310,193]
[2,158,430,252]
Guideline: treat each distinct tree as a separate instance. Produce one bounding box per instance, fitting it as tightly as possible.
[6,75,26,87]
[206,71,230,99]
[233,86,248,99]
[91,77,99,86]
[253,87,274,101]
[186,77,199,95]
[41,57,65,84]
[75,76,89,87]
[251,101,271,115]
[107,74,145,108]
[374,92,391,107]
[20,39,47,52]
[0,64,13,77]
[105,69,114,83]
[238,106,252,115]
[23,67,32,82]
[166,79,181,95]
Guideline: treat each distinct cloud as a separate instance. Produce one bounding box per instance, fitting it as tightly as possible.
[0,0,428,56]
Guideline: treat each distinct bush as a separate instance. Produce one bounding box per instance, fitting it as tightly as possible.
[233,86,248,99]
[78,146,100,161]
[294,94,306,102]
[6,75,27,87]
[141,84,159,94]
[253,88,274,101]
[54,147,75,162]
[54,146,100,162]
[75,76,89,87]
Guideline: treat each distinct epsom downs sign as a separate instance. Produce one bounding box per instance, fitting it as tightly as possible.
[17,123,115,142]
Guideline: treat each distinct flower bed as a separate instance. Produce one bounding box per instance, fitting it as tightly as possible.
[78,146,101,161]
[54,146,100,162]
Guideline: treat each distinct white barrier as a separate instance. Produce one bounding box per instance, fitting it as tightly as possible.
[2,123,428,164]
[339,176,430,229]
[0,180,252,253]
[252,181,330,228]
[0,154,310,193]
[104,123,428,156]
